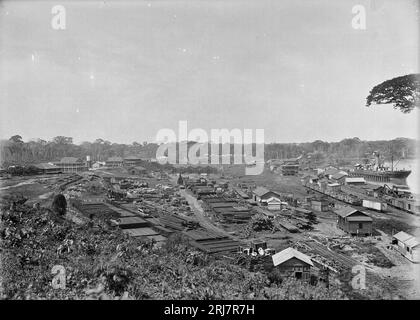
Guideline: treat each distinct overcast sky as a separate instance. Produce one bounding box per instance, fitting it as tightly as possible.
[0,0,419,144]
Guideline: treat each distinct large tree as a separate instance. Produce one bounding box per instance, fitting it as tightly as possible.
[366,73,420,113]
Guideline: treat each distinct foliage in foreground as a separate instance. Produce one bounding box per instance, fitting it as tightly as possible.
[0,203,346,300]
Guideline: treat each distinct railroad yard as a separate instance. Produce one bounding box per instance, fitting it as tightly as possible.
[1,161,419,299]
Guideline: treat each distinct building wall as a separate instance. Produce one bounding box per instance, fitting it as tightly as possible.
[124,159,143,167]
[275,257,311,280]
[267,203,281,211]
[59,163,86,173]
[106,161,123,167]
[337,216,372,235]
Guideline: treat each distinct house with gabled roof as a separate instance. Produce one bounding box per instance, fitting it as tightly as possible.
[105,156,123,167]
[334,206,373,236]
[272,247,313,281]
[252,186,281,203]
[54,157,86,173]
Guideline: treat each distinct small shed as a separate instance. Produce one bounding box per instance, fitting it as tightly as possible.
[392,231,420,263]
[334,206,373,236]
[272,247,313,281]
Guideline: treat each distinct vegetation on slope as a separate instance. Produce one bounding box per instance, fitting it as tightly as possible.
[0,201,346,300]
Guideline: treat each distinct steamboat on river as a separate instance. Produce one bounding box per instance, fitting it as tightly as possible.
[348,151,411,184]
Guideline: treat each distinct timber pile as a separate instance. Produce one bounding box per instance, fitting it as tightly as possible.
[159,214,199,231]
[192,237,241,254]
[72,202,120,220]
[201,196,254,224]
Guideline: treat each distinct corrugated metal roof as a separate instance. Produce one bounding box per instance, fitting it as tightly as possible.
[272,247,313,267]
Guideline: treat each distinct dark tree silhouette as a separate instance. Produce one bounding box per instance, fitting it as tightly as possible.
[366,73,420,113]
[51,194,67,216]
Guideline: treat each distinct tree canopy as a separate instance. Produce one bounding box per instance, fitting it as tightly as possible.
[366,73,420,113]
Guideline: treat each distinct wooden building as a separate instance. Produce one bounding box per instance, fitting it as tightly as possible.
[105,156,123,167]
[392,231,420,263]
[272,247,313,281]
[334,206,373,236]
[252,187,281,203]
[123,156,144,167]
[56,157,86,173]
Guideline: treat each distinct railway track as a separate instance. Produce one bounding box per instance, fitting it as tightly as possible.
[305,241,359,269]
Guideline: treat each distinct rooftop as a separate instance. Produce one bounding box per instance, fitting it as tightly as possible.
[272,247,314,267]
[331,172,348,180]
[393,231,416,244]
[334,206,358,218]
[252,186,280,197]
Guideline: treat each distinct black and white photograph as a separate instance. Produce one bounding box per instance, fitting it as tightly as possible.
[0,0,419,305]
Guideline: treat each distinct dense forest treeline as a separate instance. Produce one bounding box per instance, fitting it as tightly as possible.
[0,135,418,167]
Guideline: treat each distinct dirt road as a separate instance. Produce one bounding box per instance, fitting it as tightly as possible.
[179,189,232,237]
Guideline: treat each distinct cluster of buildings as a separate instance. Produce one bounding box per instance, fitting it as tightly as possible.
[268,157,301,176]
[30,155,152,175]
[302,166,367,192]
